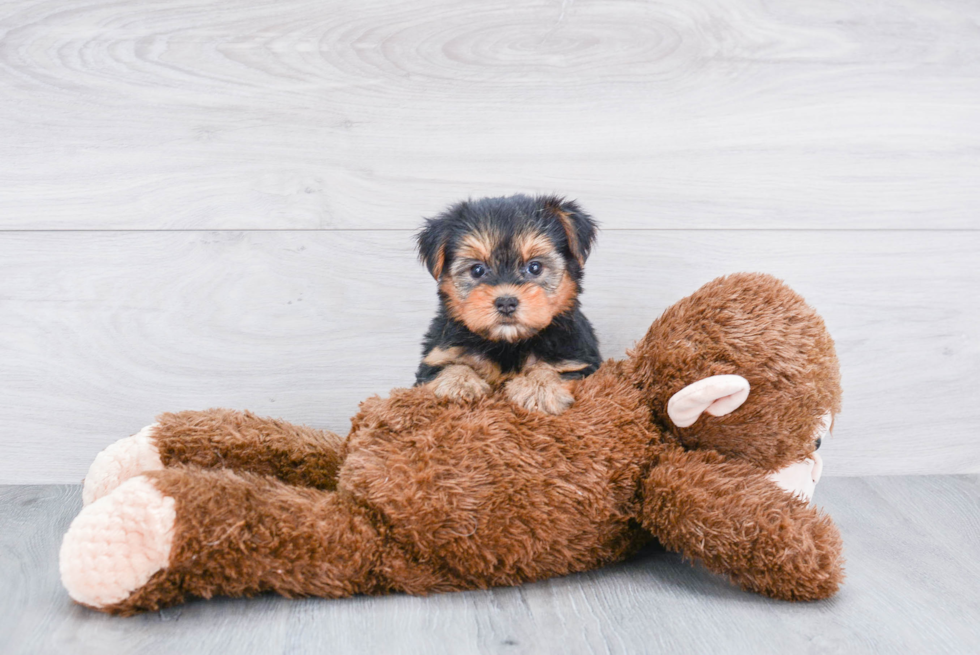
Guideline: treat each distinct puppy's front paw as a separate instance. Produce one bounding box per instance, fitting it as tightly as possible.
[429,364,491,402]
[504,367,574,415]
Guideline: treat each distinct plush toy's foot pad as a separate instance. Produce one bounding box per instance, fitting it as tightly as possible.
[83,425,164,506]
[61,476,175,609]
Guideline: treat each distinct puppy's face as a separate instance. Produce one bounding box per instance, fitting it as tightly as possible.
[417,195,598,343]
[443,226,575,342]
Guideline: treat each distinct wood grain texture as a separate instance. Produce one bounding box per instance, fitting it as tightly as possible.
[2,0,979,482]
[1,230,977,483]
[2,477,978,654]
[1,0,978,229]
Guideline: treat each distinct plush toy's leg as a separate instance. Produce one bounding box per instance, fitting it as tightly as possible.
[641,447,844,601]
[83,409,346,505]
[62,466,383,615]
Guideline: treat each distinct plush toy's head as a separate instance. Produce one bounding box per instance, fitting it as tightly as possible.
[626,273,842,472]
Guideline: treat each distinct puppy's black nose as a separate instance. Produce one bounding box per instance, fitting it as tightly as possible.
[494,296,519,316]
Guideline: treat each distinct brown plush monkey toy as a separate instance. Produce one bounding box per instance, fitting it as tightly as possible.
[60,272,844,615]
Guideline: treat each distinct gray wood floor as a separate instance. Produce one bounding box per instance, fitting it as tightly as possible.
[2,476,978,654]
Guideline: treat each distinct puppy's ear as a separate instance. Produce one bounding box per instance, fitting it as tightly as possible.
[542,196,598,267]
[416,207,458,280]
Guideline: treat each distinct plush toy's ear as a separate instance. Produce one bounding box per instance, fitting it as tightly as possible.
[667,375,751,428]
[416,208,457,280]
[542,196,598,267]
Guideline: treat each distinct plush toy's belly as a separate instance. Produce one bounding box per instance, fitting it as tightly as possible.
[338,366,658,592]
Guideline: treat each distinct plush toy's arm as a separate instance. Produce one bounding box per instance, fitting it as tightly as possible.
[83,409,346,506]
[640,446,844,601]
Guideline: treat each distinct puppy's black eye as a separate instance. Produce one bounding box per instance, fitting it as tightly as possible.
[527,261,543,276]
[470,264,487,279]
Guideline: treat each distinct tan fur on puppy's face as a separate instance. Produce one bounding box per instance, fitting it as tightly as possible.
[441,230,577,342]
[441,282,509,338]
[509,276,577,332]
[458,232,497,263]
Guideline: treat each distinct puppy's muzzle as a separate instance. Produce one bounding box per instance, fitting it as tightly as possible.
[494,295,519,316]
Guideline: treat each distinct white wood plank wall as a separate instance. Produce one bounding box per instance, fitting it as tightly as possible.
[1,0,977,483]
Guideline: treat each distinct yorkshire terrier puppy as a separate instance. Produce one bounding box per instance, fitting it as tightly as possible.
[414,194,601,415]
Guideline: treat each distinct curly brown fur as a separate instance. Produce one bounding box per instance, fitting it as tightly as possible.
[414,195,602,414]
[630,272,842,470]
[344,360,657,591]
